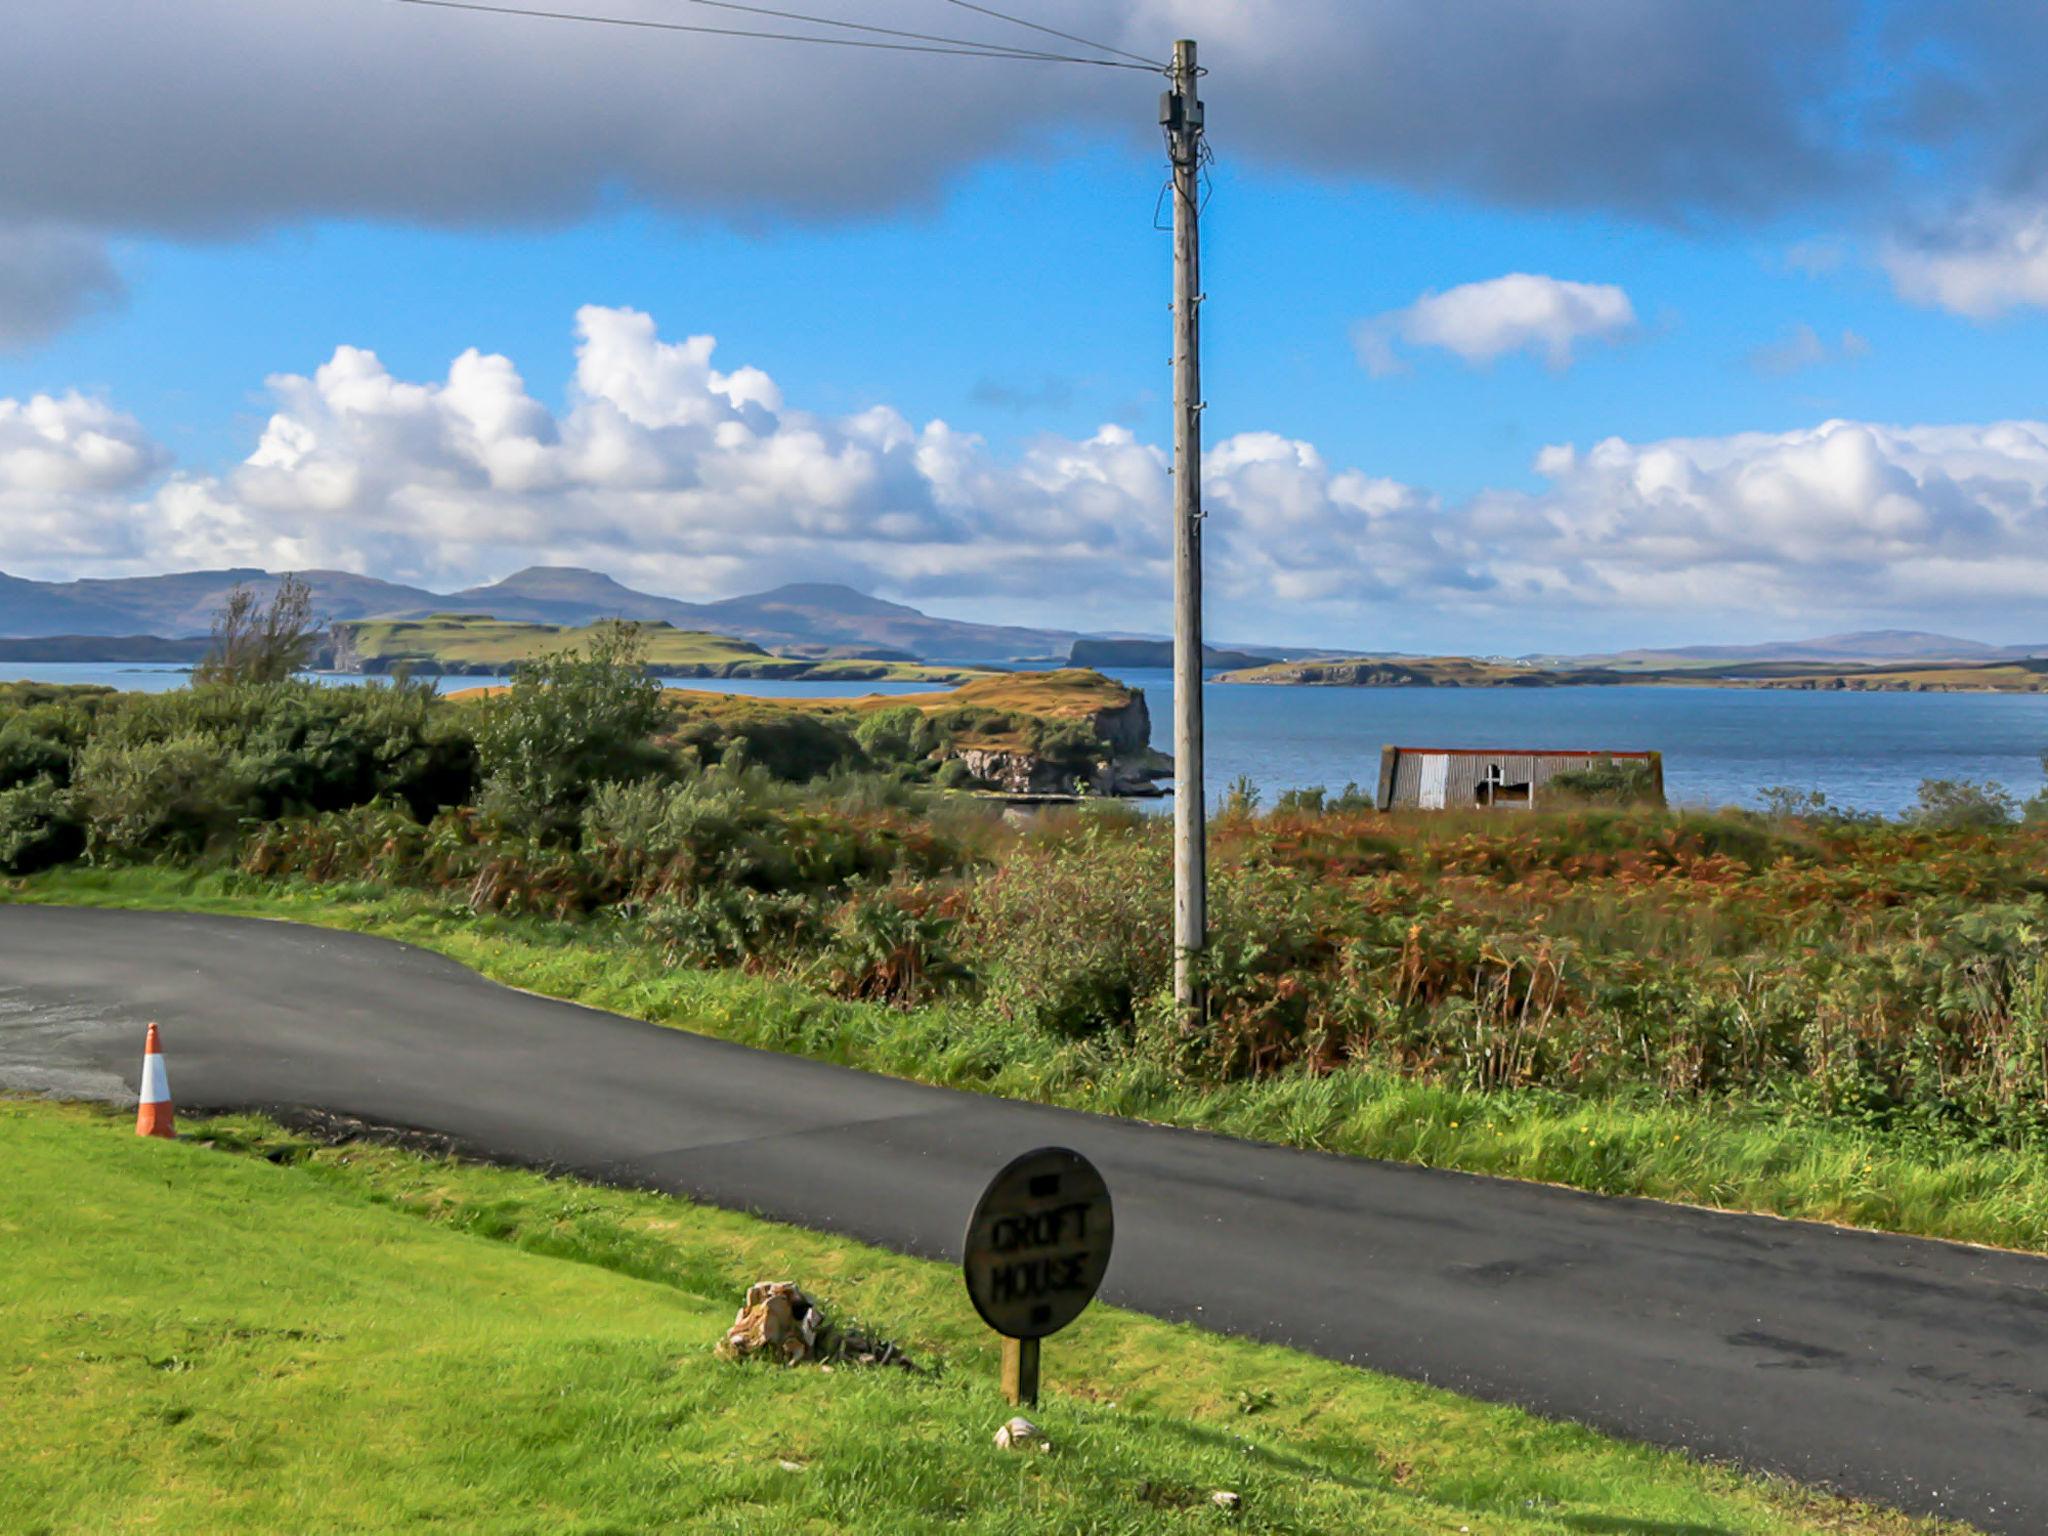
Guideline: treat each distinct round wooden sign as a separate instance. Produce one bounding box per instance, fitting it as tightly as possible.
[962,1146,1114,1340]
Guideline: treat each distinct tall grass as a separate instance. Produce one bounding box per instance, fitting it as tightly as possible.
[18,864,2048,1254]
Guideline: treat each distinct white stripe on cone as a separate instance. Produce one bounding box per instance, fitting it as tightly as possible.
[140,1051,170,1105]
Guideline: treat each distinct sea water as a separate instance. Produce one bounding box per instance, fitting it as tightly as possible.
[9,662,2047,818]
[1101,670,2048,817]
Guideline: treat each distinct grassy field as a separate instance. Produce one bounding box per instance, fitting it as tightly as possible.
[658,667,1143,725]
[14,865,2048,1257]
[0,1097,1963,1535]
[336,616,983,683]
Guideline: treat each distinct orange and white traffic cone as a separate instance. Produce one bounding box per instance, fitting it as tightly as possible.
[136,1022,175,1139]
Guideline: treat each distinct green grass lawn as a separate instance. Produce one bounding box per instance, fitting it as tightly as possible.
[10,866,2048,1258]
[0,1099,1962,1535]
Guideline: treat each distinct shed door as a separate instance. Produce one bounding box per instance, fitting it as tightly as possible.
[1418,753,1449,810]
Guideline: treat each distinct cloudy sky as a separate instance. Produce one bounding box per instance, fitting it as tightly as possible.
[6,0,2048,651]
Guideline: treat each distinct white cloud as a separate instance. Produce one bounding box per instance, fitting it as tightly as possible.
[0,391,166,565]
[8,310,2048,643]
[0,392,160,495]
[1884,200,2048,317]
[1355,274,1636,375]
[1501,419,2048,615]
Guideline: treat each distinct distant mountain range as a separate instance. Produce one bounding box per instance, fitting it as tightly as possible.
[0,566,1083,664]
[7,566,2046,671]
[1533,630,2048,669]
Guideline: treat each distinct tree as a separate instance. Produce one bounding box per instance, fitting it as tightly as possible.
[194,574,322,686]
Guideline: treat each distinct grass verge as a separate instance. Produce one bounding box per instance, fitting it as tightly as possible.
[0,1097,1964,1534]
[9,864,2048,1256]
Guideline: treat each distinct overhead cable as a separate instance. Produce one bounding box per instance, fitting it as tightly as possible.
[397,0,1161,67]
[935,0,1160,68]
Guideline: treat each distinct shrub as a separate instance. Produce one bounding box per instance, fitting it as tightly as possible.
[971,830,1170,1037]
[0,720,73,791]
[81,679,476,822]
[1911,778,2017,830]
[854,706,945,769]
[1220,774,1263,817]
[643,886,827,970]
[0,685,111,791]
[1272,781,1379,817]
[1024,717,1109,777]
[671,712,864,783]
[824,888,970,1007]
[241,801,429,885]
[1756,784,1830,819]
[71,732,259,860]
[475,623,668,839]
[193,574,322,685]
[0,776,85,874]
[1547,759,1660,807]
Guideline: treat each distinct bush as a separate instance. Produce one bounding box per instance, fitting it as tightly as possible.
[853,706,946,769]
[71,732,259,860]
[240,801,429,885]
[0,776,85,874]
[193,574,321,686]
[1024,717,1109,777]
[1756,784,1829,819]
[671,712,864,783]
[971,830,1170,1037]
[476,623,668,839]
[824,888,970,1007]
[82,680,476,823]
[0,684,112,791]
[1274,782,1376,816]
[0,720,73,791]
[1547,759,1660,807]
[1221,775,1262,816]
[1911,778,2017,830]
[643,886,827,970]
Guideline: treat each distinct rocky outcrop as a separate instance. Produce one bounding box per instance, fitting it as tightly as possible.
[952,741,1169,797]
[942,686,1165,797]
[327,623,364,673]
[1089,690,1153,755]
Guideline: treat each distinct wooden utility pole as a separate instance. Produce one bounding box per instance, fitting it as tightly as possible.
[1165,38,1207,1028]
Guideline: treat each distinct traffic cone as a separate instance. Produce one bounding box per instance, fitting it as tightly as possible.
[136,1022,175,1139]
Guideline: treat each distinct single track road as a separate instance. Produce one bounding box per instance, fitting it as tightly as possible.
[4,905,2045,1532]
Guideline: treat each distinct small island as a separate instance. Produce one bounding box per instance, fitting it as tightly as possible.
[331,616,991,684]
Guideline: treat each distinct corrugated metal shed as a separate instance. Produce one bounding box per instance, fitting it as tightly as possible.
[1375,748,1665,812]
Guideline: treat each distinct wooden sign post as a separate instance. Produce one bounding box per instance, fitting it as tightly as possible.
[962,1147,1115,1408]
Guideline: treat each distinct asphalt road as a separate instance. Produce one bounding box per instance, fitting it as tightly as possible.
[5,906,2046,1532]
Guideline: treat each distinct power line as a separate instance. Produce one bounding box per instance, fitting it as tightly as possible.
[664,0,1109,62]
[396,0,1160,67]
[934,0,1160,68]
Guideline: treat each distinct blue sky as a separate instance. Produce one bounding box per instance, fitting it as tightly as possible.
[6,2,2048,652]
